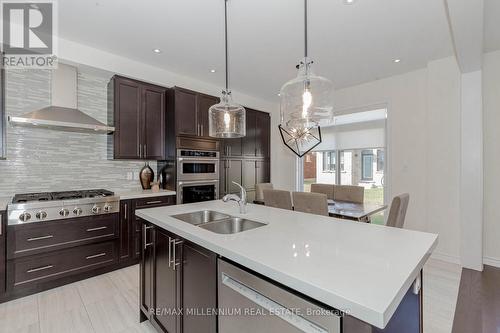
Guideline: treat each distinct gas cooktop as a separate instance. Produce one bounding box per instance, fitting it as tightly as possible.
[8,189,119,225]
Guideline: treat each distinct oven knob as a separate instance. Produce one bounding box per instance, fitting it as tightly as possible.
[19,212,31,222]
[59,209,70,217]
[35,211,47,220]
[103,204,112,213]
[92,205,101,214]
[73,207,83,216]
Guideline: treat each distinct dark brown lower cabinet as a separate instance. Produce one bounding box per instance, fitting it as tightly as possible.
[140,221,217,333]
[120,196,175,265]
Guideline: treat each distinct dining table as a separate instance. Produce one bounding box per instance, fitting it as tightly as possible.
[327,199,388,222]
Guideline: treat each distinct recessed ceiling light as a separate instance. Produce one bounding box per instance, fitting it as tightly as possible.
[393,59,401,63]
[210,69,216,73]
[344,0,356,4]
[152,49,162,54]
[277,93,281,97]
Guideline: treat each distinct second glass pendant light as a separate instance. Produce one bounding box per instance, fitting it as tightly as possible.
[278,0,334,157]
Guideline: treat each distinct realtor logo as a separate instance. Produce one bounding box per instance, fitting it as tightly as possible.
[1,1,58,68]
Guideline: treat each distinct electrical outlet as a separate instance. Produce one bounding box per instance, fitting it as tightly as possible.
[126,172,133,180]
[133,171,140,180]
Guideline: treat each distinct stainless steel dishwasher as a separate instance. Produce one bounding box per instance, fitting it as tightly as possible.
[218,259,341,333]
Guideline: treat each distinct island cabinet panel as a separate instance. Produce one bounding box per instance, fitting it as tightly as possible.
[110,75,168,160]
[139,222,217,333]
[152,228,180,333]
[343,279,422,333]
[0,211,5,298]
[182,242,217,333]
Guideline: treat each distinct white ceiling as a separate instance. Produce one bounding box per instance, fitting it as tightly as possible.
[484,0,500,53]
[59,0,454,103]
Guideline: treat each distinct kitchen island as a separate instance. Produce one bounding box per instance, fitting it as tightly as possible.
[136,200,437,332]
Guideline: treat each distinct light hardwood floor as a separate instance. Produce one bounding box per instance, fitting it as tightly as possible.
[0,259,461,333]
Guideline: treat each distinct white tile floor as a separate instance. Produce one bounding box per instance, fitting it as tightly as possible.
[0,259,461,333]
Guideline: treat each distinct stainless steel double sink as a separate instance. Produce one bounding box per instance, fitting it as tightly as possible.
[171,210,266,234]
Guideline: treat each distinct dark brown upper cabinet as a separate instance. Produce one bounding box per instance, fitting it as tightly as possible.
[223,108,270,158]
[110,75,167,160]
[173,87,219,138]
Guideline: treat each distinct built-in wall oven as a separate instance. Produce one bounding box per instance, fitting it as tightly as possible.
[177,149,219,181]
[176,149,219,204]
[177,179,219,205]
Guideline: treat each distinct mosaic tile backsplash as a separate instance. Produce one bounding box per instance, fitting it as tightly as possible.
[0,67,157,197]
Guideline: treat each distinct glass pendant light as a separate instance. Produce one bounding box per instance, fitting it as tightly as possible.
[278,0,334,157]
[209,0,246,138]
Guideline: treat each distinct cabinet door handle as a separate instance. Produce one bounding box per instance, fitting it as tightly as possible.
[173,239,183,271]
[86,226,107,232]
[27,265,53,273]
[139,144,142,158]
[168,237,173,267]
[0,213,2,236]
[229,146,232,156]
[86,253,107,260]
[144,144,147,158]
[143,224,154,250]
[27,235,54,242]
[124,203,128,220]
[146,200,163,205]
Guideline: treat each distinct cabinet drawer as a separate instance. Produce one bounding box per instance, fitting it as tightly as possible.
[9,241,117,289]
[134,196,174,209]
[7,214,119,259]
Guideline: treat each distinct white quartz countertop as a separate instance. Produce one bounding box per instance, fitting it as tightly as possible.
[116,189,176,200]
[136,200,437,329]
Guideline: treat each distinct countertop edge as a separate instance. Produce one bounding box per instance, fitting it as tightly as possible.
[118,190,176,200]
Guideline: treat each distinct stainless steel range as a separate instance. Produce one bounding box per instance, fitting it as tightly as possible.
[7,189,120,225]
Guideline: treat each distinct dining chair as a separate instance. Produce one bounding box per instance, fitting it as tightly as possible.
[263,189,293,210]
[255,183,274,204]
[333,185,364,203]
[310,183,335,200]
[292,192,329,216]
[386,193,410,228]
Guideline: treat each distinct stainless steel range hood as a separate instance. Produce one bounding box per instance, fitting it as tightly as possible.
[8,64,115,134]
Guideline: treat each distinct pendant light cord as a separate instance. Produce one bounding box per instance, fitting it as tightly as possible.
[304,0,308,59]
[224,0,229,92]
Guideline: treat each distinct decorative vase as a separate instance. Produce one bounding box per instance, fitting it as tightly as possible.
[139,162,154,190]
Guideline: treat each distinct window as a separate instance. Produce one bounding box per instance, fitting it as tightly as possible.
[376,149,384,172]
[339,151,345,172]
[361,150,374,180]
[322,151,336,172]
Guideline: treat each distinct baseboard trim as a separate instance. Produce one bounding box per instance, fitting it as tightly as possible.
[483,256,500,268]
[431,251,461,265]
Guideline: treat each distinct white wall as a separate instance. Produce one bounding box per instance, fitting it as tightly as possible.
[483,50,500,267]
[332,57,462,261]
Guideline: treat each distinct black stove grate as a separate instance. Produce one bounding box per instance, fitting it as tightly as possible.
[12,192,53,203]
[12,189,115,203]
